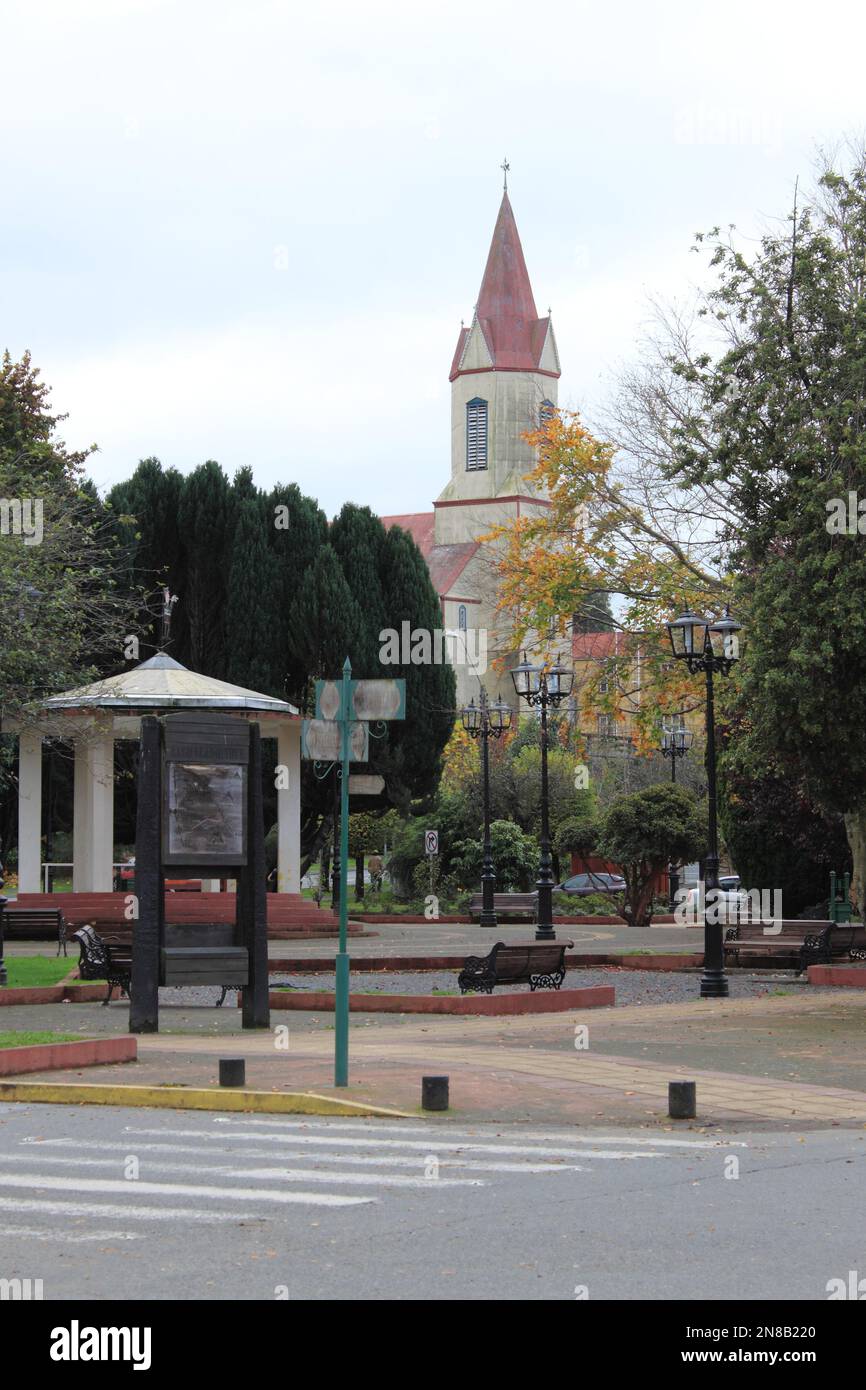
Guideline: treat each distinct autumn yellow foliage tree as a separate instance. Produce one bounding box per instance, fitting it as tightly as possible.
[484,408,738,751]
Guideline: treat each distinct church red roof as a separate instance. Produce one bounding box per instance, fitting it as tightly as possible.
[380,511,436,558]
[450,192,559,381]
[381,513,478,597]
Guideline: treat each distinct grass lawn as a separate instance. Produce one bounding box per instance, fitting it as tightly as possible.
[0,1030,85,1048]
[4,956,77,988]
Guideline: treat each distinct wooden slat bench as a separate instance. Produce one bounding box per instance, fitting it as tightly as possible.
[2,906,68,956]
[457,940,574,994]
[723,920,866,974]
[468,892,537,922]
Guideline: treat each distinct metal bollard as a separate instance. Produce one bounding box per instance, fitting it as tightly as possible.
[219,1057,246,1087]
[422,1075,449,1111]
[668,1080,696,1119]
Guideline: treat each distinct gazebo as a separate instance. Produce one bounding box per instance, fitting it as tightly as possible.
[8,653,302,899]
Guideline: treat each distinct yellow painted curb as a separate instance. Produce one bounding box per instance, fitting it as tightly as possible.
[0,1081,415,1118]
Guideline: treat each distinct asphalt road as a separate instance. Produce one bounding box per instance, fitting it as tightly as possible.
[1,1103,864,1300]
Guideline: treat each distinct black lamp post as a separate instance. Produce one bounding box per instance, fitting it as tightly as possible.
[510,653,574,942]
[661,724,694,912]
[666,607,741,998]
[661,725,694,784]
[462,689,512,928]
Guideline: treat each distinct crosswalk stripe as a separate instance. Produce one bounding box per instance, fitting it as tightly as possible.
[122,1126,663,1160]
[0,1172,374,1208]
[19,1138,584,1174]
[0,1195,259,1223]
[209,1117,732,1149]
[3,1153,487,1188]
[0,1226,145,1243]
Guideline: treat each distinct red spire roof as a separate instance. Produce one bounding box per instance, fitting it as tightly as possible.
[450,191,558,380]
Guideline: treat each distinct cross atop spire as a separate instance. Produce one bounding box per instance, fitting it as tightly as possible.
[501,157,510,191]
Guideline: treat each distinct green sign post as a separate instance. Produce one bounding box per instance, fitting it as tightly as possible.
[307,660,405,1087]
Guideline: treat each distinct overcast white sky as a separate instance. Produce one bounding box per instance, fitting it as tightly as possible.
[2,0,864,517]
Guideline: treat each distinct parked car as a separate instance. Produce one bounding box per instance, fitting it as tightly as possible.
[554,871,626,897]
[684,874,747,919]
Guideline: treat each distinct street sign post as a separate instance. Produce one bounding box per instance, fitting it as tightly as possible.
[306,663,406,1087]
[425,829,439,857]
[348,774,386,796]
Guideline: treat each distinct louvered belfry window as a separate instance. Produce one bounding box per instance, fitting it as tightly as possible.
[466,397,488,470]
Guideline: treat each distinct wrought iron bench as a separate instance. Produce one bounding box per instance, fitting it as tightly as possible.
[457,940,573,994]
[2,906,68,956]
[723,920,866,974]
[73,926,132,1005]
[73,926,241,1007]
[468,892,537,922]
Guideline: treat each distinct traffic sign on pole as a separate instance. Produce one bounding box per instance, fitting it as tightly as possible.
[425,829,439,857]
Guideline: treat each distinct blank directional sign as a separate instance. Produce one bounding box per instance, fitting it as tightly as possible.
[301,720,369,762]
[315,678,406,723]
[348,774,385,796]
[351,680,405,721]
[425,829,439,857]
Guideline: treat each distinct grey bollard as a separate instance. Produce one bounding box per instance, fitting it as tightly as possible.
[669,1080,696,1119]
[422,1075,449,1111]
[219,1057,246,1087]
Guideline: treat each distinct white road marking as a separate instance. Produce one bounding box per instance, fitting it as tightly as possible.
[19,1137,590,1172]
[3,1152,486,1188]
[0,1225,145,1243]
[122,1127,664,1160]
[0,1195,260,1223]
[209,1117,736,1148]
[0,1172,374,1208]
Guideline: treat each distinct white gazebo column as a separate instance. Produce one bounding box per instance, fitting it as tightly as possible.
[277,721,301,893]
[17,731,43,894]
[89,733,115,893]
[73,736,93,891]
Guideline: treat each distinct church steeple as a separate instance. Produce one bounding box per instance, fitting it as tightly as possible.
[450,190,560,381]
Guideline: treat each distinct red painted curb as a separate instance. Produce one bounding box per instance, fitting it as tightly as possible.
[262,986,615,1015]
[0,984,111,1006]
[0,986,65,1006]
[807,965,866,988]
[0,1035,137,1077]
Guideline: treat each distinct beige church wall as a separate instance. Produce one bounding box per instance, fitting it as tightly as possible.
[445,369,559,499]
[434,492,551,546]
[441,549,520,710]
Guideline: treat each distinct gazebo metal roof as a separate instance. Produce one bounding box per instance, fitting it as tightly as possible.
[42,653,299,716]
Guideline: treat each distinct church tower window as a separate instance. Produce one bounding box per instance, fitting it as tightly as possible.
[458,605,468,631]
[466,398,488,471]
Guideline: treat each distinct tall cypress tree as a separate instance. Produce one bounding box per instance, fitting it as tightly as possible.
[377,524,455,809]
[225,496,278,694]
[173,460,231,676]
[108,457,184,654]
[329,503,388,674]
[268,482,328,704]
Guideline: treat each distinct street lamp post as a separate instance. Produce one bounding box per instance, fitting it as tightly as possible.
[510,654,574,942]
[661,724,694,911]
[666,607,742,998]
[461,690,513,928]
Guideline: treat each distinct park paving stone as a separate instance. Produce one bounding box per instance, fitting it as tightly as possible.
[4,979,866,1131]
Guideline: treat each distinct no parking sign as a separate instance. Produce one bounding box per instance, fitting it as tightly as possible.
[425,829,439,857]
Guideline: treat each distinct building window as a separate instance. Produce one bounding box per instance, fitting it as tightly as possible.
[597,714,613,739]
[466,398,488,471]
[458,605,468,631]
[539,399,556,425]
